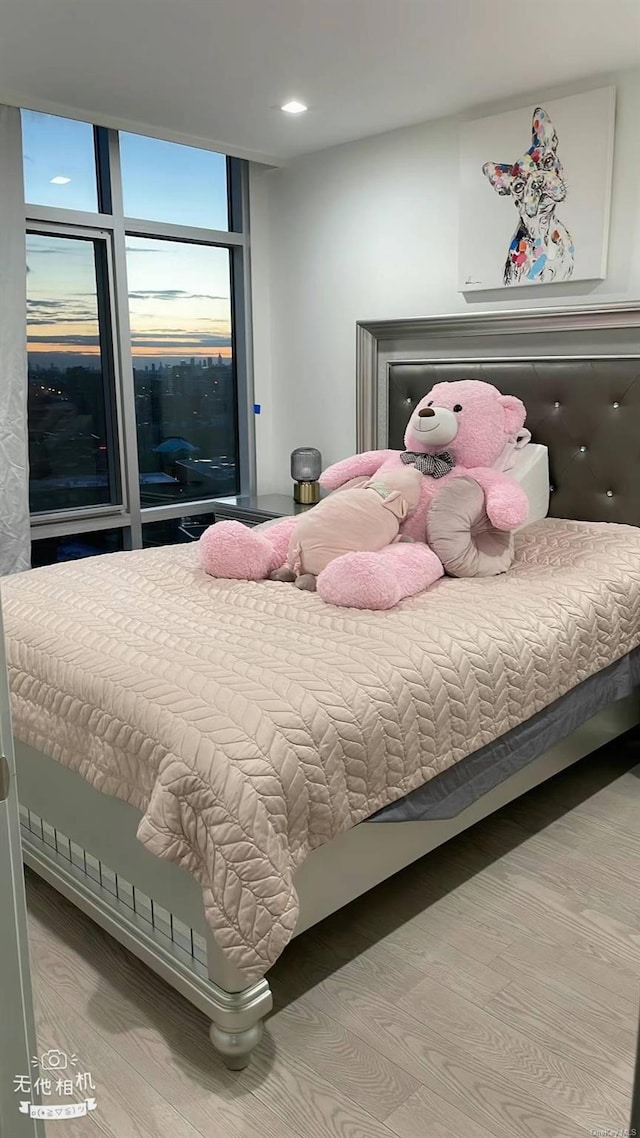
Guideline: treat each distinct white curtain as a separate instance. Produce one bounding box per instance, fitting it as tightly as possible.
[0,105,29,575]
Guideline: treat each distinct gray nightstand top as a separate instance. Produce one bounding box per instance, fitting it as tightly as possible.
[211,493,316,521]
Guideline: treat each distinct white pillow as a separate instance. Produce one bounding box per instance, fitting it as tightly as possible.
[506,443,550,528]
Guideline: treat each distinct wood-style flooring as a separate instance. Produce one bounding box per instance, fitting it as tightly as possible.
[26,735,640,1138]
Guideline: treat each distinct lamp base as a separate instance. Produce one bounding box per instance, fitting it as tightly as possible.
[293,481,320,505]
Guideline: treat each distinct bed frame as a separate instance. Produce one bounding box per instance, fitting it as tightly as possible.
[15,303,640,1069]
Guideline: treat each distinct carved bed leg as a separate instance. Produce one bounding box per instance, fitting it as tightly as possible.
[207,980,271,1069]
[205,930,272,1069]
[209,1018,264,1070]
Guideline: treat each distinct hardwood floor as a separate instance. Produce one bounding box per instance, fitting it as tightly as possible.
[25,735,640,1138]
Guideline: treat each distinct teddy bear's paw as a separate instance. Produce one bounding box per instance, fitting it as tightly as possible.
[318,552,401,610]
[199,521,277,580]
[486,484,529,530]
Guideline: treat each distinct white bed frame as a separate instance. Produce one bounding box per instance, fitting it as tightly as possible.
[15,304,640,1068]
[15,694,640,1067]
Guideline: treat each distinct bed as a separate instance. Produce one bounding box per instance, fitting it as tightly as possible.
[4,303,640,1070]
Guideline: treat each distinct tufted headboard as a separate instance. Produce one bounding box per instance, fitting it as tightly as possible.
[356,306,640,527]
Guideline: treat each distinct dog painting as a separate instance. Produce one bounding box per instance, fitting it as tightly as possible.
[483,107,574,285]
[458,88,615,291]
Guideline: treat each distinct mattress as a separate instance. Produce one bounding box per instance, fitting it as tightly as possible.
[372,646,640,821]
[3,518,640,982]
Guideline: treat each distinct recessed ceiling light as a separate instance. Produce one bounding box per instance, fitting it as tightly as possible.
[281,100,307,115]
[50,175,71,184]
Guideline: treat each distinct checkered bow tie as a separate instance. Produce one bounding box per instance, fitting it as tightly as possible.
[401,450,455,478]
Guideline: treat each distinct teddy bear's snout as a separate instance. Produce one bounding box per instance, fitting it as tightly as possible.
[410,404,459,447]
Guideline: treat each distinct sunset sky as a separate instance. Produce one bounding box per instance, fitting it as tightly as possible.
[23,112,233,364]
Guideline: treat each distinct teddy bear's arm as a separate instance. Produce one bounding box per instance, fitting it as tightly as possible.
[453,467,529,531]
[319,450,398,491]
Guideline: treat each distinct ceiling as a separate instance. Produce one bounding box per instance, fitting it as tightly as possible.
[1,0,639,164]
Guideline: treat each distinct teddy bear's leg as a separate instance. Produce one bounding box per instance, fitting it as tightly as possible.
[199,516,298,581]
[317,542,444,610]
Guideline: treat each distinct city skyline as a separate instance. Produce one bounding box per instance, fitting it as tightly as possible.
[27,352,238,515]
[28,352,232,372]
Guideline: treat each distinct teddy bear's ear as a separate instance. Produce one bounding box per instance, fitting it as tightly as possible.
[498,394,526,437]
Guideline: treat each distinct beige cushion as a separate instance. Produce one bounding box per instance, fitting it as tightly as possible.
[427,476,514,578]
[287,467,423,576]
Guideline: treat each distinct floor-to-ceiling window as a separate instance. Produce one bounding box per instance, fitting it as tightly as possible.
[22,110,252,565]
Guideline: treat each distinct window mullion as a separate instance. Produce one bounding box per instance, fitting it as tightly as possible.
[94,240,122,508]
[24,204,115,230]
[94,126,113,215]
[230,161,256,497]
[122,217,244,247]
[106,128,143,550]
[31,514,131,541]
[227,157,244,234]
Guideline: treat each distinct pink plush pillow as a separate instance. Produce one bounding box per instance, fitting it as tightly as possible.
[427,476,514,578]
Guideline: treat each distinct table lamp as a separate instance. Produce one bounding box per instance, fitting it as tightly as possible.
[291,447,322,504]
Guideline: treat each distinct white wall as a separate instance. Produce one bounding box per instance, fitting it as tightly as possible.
[251,67,640,493]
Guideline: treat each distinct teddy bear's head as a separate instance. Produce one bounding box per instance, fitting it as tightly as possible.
[404,379,526,469]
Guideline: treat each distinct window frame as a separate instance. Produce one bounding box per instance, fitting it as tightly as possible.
[27,222,125,524]
[25,123,255,555]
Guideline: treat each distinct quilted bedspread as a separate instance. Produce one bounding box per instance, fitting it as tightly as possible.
[4,518,640,982]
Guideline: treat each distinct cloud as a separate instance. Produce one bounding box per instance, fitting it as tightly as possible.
[27,334,101,346]
[26,245,88,256]
[28,299,96,315]
[28,317,82,327]
[27,332,231,349]
[131,334,231,349]
[132,323,230,336]
[27,299,99,326]
[129,289,183,300]
[129,290,227,301]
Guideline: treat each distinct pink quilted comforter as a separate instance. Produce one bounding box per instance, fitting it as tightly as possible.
[3,518,640,981]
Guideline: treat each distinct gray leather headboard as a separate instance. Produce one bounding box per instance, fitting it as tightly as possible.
[388,358,640,526]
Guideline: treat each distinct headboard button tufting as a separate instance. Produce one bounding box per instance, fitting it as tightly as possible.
[554,401,561,408]
[606,490,614,497]
[579,446,587,453]
[613,401,620,408]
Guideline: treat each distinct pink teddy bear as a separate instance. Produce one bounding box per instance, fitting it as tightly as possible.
[199,380,529,610]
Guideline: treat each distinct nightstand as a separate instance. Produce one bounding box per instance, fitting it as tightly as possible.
[210,493,318,527]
